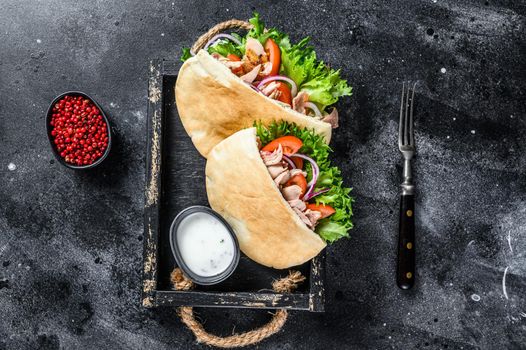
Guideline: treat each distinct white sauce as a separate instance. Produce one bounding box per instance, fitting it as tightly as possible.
[176,212,235,277]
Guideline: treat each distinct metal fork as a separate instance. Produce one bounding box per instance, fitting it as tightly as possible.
[397,82,416,290]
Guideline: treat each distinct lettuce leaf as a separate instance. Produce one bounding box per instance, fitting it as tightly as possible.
[207,33,244,57]
[316,220,349,242]
[255,121,353,243]
[280,38,352,112]
[247,12,287,46]
[180,47,193,62]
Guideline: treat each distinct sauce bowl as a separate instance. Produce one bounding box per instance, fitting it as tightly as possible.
[169,206,240,285]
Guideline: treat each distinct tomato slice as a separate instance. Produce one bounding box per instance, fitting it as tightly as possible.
[291,157,303,169]
[264,38,281,76]
[285,174,307,196]
[275,82,292,106]
[261,136,303,155]
[306,203,336,219]
[227,54,241,61]
[260,81,292,106]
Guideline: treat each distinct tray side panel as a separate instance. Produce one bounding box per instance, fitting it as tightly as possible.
[155,291,311,310]
[142,60,164,308]
[309,252,326,312]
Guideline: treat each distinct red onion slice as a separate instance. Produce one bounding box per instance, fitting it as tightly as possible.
[204,34,242,50]
[244,82,261,93]
[303,188,330,201]
[282,155,296,169]
[289,153,320,199]
[289,154,319,185]
[257,75,298,97]
[304,102,322,117]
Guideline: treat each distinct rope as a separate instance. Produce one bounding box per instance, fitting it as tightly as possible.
[171,268,305,348]
[191,19,253,54]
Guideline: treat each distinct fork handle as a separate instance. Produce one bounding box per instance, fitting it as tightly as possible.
[397,194,415,289]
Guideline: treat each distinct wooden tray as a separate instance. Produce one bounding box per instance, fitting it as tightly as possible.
[141,60,325,311]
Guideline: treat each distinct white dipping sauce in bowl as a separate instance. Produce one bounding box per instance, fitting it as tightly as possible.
[176,211,236,277]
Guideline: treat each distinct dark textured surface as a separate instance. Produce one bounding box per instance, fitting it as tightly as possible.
[1,1,525,349]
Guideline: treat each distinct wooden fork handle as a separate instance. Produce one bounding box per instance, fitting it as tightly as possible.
[396,194,415,289]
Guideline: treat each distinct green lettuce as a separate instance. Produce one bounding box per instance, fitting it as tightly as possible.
[180,33,244,62]
[246,12,286,45]
[180,13,352,112]
[207,33,244,57]
[255,121,353,243]
[315,220,349,242]
[180,47,193,62]
[280,38,352,112]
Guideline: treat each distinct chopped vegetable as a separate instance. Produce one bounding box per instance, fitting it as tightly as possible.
[280,37,352,113]
[206,33,245,58]
[227,54,241,61]
[245,82,261,93]
[257,75,297,97]
[289,153,319,187]
[289,154,317,200]
[264,38,281,76]
[315,220,349,243]
[306,188,330,201]
[247,12,287,45]
[261,135,302,155]
[306,203,335,219]
[275,82,292,106]
[304,102,322,117]
[291,156,303,169]
[204,34,242,50]
[180,47,193,62]
[282,155,296,169]
[285,174,308,197]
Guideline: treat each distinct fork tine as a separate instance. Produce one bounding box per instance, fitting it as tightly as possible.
[404,82,411,145]
[409,82,416,146]
[398,82,405,147]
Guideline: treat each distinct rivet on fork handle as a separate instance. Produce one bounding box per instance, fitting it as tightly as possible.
[397,194,415,289]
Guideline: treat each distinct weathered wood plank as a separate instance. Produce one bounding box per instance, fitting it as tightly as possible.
[155,291,311,310]
[141,60,163,308]
[309,252,326,312]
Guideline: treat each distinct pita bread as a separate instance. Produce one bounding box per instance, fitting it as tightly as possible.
[205,127,326,269]
[176,50,332,158]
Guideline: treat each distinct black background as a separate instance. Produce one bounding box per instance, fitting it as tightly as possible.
[1,1,525,349]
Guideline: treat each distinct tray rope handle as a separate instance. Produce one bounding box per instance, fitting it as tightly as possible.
[191,19,253,54]
[171,268,306,348]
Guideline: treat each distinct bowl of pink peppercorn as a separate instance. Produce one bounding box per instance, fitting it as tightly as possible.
[46,91,112,169]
